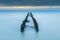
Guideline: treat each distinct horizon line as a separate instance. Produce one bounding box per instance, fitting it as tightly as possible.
[0,6,60,10]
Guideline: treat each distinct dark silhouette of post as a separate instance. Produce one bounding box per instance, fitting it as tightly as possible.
[30,12,39,32]
[21,12,39,32]
[21,13,30,32]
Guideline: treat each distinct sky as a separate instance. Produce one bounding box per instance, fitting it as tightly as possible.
[0,0,60,6]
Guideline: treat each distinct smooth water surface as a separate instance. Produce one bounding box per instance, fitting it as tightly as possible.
[0,8,60,40]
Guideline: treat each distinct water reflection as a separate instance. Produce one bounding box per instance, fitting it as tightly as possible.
[21,31,39,40]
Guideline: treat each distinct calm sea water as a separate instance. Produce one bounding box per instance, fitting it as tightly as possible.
[0,8,60,40]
